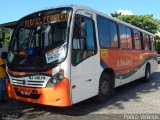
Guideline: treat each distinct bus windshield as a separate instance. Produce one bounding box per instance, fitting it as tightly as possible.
[8,8,72,69]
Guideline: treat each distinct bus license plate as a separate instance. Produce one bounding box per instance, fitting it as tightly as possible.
[20,91,30,96]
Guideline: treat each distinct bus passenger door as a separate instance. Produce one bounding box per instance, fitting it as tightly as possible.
[71,10,101,104]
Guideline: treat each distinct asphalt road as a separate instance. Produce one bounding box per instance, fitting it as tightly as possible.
[0,65,160,120]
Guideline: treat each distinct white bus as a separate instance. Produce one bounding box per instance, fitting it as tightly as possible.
[6,5,157,107]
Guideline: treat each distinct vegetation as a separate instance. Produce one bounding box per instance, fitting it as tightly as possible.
[0,28,11,44]
[111,12,160,34]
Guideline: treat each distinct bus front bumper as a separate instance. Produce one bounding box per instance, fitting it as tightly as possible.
[6,78,71,107]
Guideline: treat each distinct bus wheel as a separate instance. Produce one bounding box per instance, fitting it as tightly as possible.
[143,64,151,82]
[95,73,112,102]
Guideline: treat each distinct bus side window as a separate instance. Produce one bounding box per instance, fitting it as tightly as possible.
[126,28,132,49]
[72,15,96,65]
[97,16,118,49]
[109,21,118,48]
[134,30,142,50]
[150,36,156,51]
[119,25,127,49]
[72,15,86,50]
[143,34,151,51]
[97,16,110,48]
[119,25,132,50]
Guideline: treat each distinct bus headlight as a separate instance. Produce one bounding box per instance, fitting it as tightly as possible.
[46,69,64,87]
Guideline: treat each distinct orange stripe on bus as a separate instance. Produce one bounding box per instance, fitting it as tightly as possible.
[100,49,157,74]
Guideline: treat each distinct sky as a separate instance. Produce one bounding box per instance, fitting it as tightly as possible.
[0,0,160,24]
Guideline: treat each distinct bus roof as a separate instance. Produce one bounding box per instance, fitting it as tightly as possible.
[18,5,155,37]
[0,21,17,29]
[71,5,155,37]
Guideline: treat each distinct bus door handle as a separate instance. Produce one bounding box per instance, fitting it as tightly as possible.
[86,79,92,82]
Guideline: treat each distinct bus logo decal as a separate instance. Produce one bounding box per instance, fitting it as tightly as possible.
[22,80,26,85]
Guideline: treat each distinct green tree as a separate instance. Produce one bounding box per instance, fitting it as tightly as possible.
[111,13,160,34]
[110,12,122,18]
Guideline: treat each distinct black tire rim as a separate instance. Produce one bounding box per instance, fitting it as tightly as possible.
[100,80,109,95]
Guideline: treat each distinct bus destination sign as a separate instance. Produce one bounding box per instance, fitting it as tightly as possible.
[24,13,68,27]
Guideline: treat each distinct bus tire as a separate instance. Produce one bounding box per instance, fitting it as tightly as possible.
[143,64,151,82]
[95,73,112,102]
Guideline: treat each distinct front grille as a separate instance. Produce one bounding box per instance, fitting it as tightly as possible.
[9,76,50,88]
